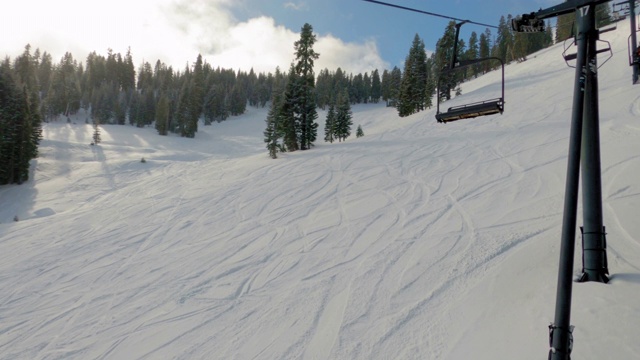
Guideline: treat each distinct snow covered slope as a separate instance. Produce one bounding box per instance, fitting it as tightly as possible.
[1,25,640,360]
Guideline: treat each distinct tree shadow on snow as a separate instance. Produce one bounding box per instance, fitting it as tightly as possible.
[0,159,39,226]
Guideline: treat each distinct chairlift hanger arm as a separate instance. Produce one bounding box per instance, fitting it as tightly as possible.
[513,0,613,32]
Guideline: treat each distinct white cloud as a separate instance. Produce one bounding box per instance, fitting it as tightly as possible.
[283,2,308,11]
[1,0,388,75]
[315,35,389,75]
[166,0,389,74]
[204,17,299,73]
[2,0,196,68]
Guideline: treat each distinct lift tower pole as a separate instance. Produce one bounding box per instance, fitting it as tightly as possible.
[630,0,639,83]
[513,0,611,358]
[579,4,609,284]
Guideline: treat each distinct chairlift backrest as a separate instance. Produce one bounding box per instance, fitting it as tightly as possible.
[435,21,505,123]
[435,57,505,123]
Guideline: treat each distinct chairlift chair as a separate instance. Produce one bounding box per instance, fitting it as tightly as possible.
[629,33,640,65]
[435,21,505,123]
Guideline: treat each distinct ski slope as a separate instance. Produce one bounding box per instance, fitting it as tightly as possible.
[1,25,640,359]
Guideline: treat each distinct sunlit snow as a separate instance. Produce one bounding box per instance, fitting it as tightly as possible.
[1,25,639,360]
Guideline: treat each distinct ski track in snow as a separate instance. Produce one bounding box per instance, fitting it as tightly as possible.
[1,26,640,360]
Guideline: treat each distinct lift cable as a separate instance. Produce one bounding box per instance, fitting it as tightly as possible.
[362,0,498,29]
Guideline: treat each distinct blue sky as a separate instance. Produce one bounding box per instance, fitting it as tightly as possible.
[242,0,557,66]
[2,0,558,74]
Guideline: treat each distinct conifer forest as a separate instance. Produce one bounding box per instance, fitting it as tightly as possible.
[0,6,614,183]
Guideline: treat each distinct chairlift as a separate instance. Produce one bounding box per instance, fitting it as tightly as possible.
[436,22,505,124]
[629,32,640,64]
[562,36,613,68]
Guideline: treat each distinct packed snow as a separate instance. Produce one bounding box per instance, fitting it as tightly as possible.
[1,25,640,360]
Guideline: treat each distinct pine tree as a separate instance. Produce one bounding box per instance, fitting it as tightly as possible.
[14,45,43,160]
[46,52,81,118]
[596,3,613,27]
[281,64,299,152]
[356,124,364,138]
[363,72,371,103]
[264,90,283,159]
[92,119,101,145]
[335,89,352,142]
[315,68,332,109]
[479,29,492,74]
[425,54,437,109]
[381,69,391,106]
[0,52,43,185]
[495,15,513,63]
[204,84,228,124]
[466,32,480,78]
[324,100,336,143]
[397,53,415,117]
[191,54,205,120]
[38,51,53,106]
[382,66,402,107]
[435,22,458,102]
[155,93,170,136]
[175,79,190,136]
[293,23,320,150]
[556,2,576,43]
[370,69,381,103]
[228,82,247,116]
[398,34,428,117]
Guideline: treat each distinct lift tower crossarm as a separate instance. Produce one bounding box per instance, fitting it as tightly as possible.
[532,0,611,19]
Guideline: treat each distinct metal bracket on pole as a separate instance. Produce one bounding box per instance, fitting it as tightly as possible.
[579,226,609,282]
[549,324,574,359]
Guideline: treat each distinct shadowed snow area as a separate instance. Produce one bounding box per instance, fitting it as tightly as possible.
[1,26,640,360]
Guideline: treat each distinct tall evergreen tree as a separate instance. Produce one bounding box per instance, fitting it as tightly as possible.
[92,118,101,145]
[466,31,480,78]
[38,51,53,105]
[370,69,381,103]
[46,52,81,118]
[204,84,228,124]
[1,58,42,184]
[281,64,299,152]
[292,23,320,150]
[556,2,576,43]
[596,3,613,27]
[228,82,247,116]
[382,66,402,107]
[495,15,514,63]
[335,89,352,142]
[363,72,371,103]
[479,29,492,74]
[315,68,332,109]
[435,22,458,101]
[264,89,283,159]
[324,100,336,143]
[381,69,391,106]
[155,93,170,136]
[398,34,429,117]
[397,54,415,117]
[191,54,206,120]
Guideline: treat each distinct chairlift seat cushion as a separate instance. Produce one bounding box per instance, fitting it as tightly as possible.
[436,99,503,123]
[436,99,504,123]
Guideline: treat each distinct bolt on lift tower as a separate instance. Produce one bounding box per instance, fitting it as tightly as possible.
[513,0,612,358]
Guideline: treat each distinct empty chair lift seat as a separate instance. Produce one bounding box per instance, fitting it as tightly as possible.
[436,98,504,123]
